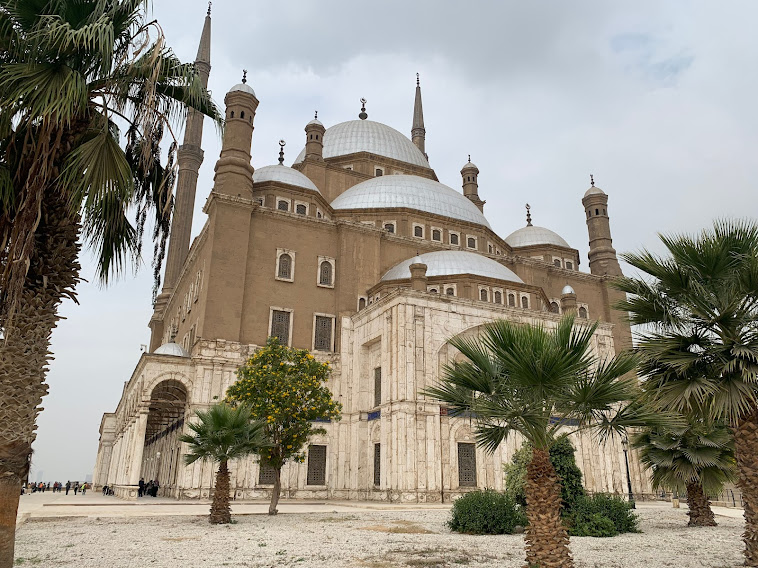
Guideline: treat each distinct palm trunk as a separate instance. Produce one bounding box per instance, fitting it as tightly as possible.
[685,481,716,527]
[0,191,80,568]
[269,467,282,515]
[209,460,231,524]
[734,409,758,566]
[524,448,573,568]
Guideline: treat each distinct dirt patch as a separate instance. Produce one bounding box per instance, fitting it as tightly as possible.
[360,520,435,534]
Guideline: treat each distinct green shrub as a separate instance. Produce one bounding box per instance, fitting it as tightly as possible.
[448,490,527,535]
[567,494,640,536]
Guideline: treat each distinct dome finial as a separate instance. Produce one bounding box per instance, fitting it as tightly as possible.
[526,203,532,227]
[314,110,318,119]
[468,154,471,163]
[359,97,368,120]
[242,69,248,84]
[590,174,594,187]
[207,1,211,16]
[278,139,286,165]
[416,73,420,87]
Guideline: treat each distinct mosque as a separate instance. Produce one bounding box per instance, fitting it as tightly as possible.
[92,8,649,501]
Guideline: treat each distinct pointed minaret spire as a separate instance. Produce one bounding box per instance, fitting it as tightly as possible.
[526,203,532,226]
[160,7,212,295]
[412,73,427,160]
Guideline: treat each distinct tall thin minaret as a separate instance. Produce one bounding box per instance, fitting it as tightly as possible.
[411,73,427,160]
[583,175,622,277]
[162,5,212,293]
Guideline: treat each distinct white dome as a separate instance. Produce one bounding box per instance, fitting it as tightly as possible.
[307,118,324,127]
[153,342,190,357]
[331,175,491,229]
[584,185,606,198]
[505,225,571,249]
[229,82,256,96]
[381,250,523,283]
[294,120,429,168]
[253,165,320,193]
[562,285,576,295]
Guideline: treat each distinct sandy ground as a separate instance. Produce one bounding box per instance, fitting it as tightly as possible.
[13,501,744,568]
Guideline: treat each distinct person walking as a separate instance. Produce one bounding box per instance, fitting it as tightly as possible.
[138,477,145,498]
[81,482,87,495]
[65,481,70,495]
[73,481,79,495]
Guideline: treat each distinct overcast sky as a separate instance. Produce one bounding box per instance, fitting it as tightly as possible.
[31,0,758,481]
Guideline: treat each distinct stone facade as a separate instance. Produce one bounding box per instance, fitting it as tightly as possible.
[92,9,648,501]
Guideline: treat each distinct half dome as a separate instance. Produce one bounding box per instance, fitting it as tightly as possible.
[253,165,320,193]
[331,175,491,229]
[294,120,430,168]
[381,250,523,283]
[153,342,190,357]
[504,225,571,249]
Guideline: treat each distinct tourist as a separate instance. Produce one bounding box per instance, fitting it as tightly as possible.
[151,480,160,497]
[81,482,87,495]
[138,477,145,497]
[73,481,79,495]
[65,480,70,495]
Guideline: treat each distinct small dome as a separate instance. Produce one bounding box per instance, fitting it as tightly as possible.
[381,250,523,283]
[307,118,324,127]
[294,120,429,168]
[229,82,256,96]
[584,185,606,198]
[331,175,491,228]
[461,161,479,172]
[253,165,320,193]
[562,285,576,295]
[153,342,190,357]
[505,225,571,249]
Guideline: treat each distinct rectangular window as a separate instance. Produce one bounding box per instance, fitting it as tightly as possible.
[271,310,291,346]
[374,443,381,486]
[258,462,276,485]
[373,367,381,408]
[307,444,327,485]
[458,442,477,487]
[314,315,333,351]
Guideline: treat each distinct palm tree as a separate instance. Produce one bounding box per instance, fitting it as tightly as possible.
[180,404,267,524]
[0,1,220,563]
[614,220,758,563]
[423,315,668,568]
[633,420,735,526]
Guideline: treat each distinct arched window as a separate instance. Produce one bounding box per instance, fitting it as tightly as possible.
[521,296,529,309]
[549,301,560,314]
[494,291,502,304]
[230,111,234,118]
[414,225,423,238]
[467,237,476,249]
[450,233,459,245]
[278,200,289,211]
[315,134,319,140]
[296,203,307,215]
[359,298,366,310]
[508,293,515,307]
[480,289,488,302]
[446,287,455,296]
[488,244,493,253]
[375,168,383,177]
[278,254,292,280]
[603,208,606,215]
[432,229,441,241]
[553,259,561,267]
[595,208,599,215]
[384,223,395,233]
[429,288,438,294]
[566,261,573,270]
[319,261,333,286]
[578,307,588,319]
[240,111,245,119]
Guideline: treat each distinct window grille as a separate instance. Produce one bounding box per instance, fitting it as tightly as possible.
[450,233,459,245]
[521,296,529,309]
[480,289,488,301]
[458,443,477,487]
[375,168,383,176]
[508,293,515,307]
[554,259,561,267]
[578,307,588,319]
[467,237,476,248]
[270,310,290,345]
[307,445,327,485]
[384,223,395,233]
[296,203,307,215]
[432,229,441,241]
[278,200,289,211]
[374,367,381,408]
[319,261,333,286]
[314,316,333,351]
[566,261,573,270]
[258,462,276,485]
[446,288,455,296]
[549,302,560,314]
[494,291,502,304]
[278,254,292,279]
[374,443,381,486]
[414,225,423,238]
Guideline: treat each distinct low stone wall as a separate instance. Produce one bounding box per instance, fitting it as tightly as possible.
[113,484,140,500]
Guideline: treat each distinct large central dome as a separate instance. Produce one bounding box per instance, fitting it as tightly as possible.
[294,120,430,168]
[381,251,523,283]
[331,175,491,228]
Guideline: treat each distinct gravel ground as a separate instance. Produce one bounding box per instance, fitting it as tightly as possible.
[14,505,743,567]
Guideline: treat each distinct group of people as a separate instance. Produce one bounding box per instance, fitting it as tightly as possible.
[138,478,160,497]
[22,481,88,495]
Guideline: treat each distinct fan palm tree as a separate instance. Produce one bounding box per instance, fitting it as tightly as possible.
[614,219,758,563]
[0,1,220,564]
[633,420,735,526]
[180,404,267,524]
[423,315,670,568]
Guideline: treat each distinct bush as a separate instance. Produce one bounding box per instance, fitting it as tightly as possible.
[448,490,527,535]
[567,494,640,537]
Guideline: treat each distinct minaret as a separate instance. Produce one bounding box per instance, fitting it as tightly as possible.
[161,5,212,293]
[461,156,485,212]
[304,111,325,161]
[411,73,427,160]
[582,175,622,277]
[212,71,259,196]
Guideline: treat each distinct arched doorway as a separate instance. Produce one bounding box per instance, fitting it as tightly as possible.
[141,379,188,497]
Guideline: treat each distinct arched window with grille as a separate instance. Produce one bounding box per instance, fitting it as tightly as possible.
[494,291,502,304]
[549,301,560,314]
[450,233,459,246]
[278,253,292,280]
[446,287,455,296]
[578,306,588,319]
[521,296,529,309]
[480,289,488,302]
[319,261,333,286]
[278,200,289,211]
[384,223,395,233]
[553,259,561,267]
[414,225,424,238]
[467,237,477,249]
[508,293,515,307]
[296,203,307,215]
[432,229,441,241]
